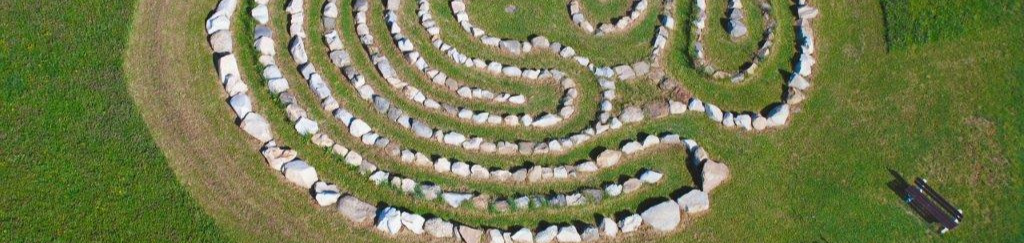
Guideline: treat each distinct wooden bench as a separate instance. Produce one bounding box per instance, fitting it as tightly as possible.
[901,177,962,234]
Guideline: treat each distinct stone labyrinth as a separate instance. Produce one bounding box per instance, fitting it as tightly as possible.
[205,0,817,241]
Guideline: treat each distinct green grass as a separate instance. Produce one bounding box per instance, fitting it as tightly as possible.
[0,0,224,241]
[880,0,1023,50]
[3,0,1023,242]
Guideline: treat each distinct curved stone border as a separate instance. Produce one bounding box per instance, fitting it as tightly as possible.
[568,0,651,35]
[207,1,734,241]
[691,0,776,82]
[657,0,819,131]
[303,1,658,183]
[352,0,582,129]
[445,0,678,81]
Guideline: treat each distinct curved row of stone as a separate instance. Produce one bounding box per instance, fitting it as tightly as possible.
[207,0,336,211]
[352,0,583,129]
[209,1,737,242]
[326,2,529,105]
[445,0,677,81]
[568,0,651,35]
[692,0,777,82]
[262,3,679,212]
[723,0,749,39]
[337,0,643,157]
[307,0,670,184]
[656,0,819,131]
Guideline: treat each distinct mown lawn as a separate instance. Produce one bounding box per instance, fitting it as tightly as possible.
[0,0,1021,242]
[0,0,224,241]
[880,0,1023,50]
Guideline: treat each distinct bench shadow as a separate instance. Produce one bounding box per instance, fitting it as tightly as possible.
[887,169,935,223]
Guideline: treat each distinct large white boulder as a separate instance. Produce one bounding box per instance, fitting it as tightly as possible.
[239,113,273,142]
[376,207,403,235]
[678,189,710,214]
[401,212,426,234]
[641,200,681,232]
[337,195,377,223]
[282,160,318,189]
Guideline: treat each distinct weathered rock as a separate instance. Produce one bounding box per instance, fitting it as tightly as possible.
[451,162,471,177]
[348,119,371,137]
[600,217,619,237]
[511,228,534,243]
[401,212,426,234]
[622,178,643,194]
[312,181,341,206]
[605,184,623,197]
[639,170,664,184]
[620,106,644,123]
[442,192,473,207]
[704,103,723,122]
[678,189,710,214]
[595,150,623,168]
[459,226,484,243]
[424,218,455,238]
[766,104,790,126]
[444,132,468,145]
[618,214,643,233]
[376,207,403,235]
[337,195,376,223]
[556,226,582,242]
[282,160,318,189]
[641,200,681,232]
[534,226,557,243]
[702,160,730,192]
[240,113,273,142]
[488,229,505,243]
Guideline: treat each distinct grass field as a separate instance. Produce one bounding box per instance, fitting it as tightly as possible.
[0,0,224,241]
[2,0,1022,242]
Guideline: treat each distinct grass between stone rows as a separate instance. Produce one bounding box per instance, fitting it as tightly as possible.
[232,0,703,229]
[4,0,1019,241]
[578,0,638,23]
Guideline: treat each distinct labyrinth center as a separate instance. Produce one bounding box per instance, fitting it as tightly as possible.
[204,0,818,241]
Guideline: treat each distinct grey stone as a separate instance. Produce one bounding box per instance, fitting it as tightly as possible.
[337,195,377,223]
[595,150,622,168]
[678,189,710,214]
[641,200,681,232]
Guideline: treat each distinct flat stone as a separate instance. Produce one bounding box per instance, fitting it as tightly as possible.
[641,200,681,232]
[639,170,664,183]
[444,132,467,145]
[240,113,273,142]
[595,150,623,168]
[605,184,623,197]
[451,162,471,177]
[459,226,484,243]
[376,207,403,235]
[337,195,376,223]
[705,103,723,122]
[678,189,710,214]
[600,217,619,237]
[282,160,318,189]
[424,218,455,238]
[534,225,557,243]
[442,192,473,207]
[618,214,643,233]
[622,178,643,194]
[620,106,644,123]
[556,226,582,242]
[767,104,790,126]
[511,228,534,243]
[348,119,371,137]
[702,160,730,192]
[401,213,426,234]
